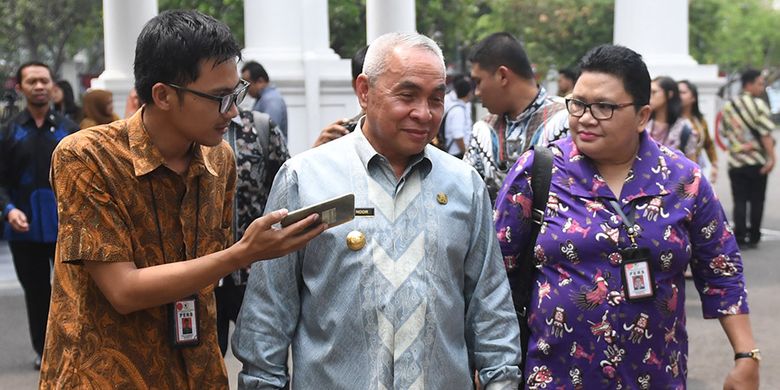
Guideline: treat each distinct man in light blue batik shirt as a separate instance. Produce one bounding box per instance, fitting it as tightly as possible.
[233,32,522,389]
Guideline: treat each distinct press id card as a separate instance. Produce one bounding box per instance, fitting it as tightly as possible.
[620,247,655,301]
[169,296,200,347]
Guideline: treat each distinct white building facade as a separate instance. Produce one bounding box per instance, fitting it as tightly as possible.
[95,0,717,154]
[93,0,415,155]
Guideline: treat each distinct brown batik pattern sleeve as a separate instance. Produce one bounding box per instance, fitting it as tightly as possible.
[52,137,133,264]
[224,146,237,247]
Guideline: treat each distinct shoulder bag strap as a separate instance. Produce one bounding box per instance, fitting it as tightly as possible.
[511,145,553,369]
[252,110,272,154]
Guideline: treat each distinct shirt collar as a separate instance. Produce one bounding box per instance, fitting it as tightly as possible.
[353,117,432,179]
[16,107,57,128]
[192,144,219,177]
[505,86,548,124]
[128,106,219,178]
[259,84,276,98]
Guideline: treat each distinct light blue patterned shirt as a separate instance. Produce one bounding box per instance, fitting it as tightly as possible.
[233,127,522,389]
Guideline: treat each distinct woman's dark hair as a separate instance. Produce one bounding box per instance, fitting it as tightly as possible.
[577,45,650,109]
[55,80,81,119]
[652,76,682,126]
[133,10,242,105]
[469,32,534,80]
[678,79,703,121]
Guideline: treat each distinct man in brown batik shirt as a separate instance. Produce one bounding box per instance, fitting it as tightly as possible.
[39,10,324,389]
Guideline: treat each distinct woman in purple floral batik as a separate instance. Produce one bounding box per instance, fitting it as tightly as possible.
[495,45,759,390]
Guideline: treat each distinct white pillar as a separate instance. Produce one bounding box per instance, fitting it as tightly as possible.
[614,0,696,66]
[613,0,722,131]
[243,0,303,61]
[366,0,416,43]
[242,0,353,155]
[92,0,157,117]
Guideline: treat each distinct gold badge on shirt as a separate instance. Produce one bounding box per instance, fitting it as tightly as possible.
[346,230,366,251]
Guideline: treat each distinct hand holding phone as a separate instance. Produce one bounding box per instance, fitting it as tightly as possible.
[280,193,355,231]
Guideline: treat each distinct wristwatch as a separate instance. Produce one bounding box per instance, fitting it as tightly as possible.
[734,348,761,362]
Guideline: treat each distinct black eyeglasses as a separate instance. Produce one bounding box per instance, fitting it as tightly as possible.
[165,79,249,114]
[565,98,635,120]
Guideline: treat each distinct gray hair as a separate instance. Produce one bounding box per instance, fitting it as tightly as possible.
[362,32,445,84]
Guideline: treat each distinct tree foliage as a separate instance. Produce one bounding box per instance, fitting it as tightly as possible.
[159,0,245,45]
[328,0,613,77]
[328,0,366,60]
[4,0,780,86]
[469,0,613,77]
[690,0,780,80]
[0,0,102,79]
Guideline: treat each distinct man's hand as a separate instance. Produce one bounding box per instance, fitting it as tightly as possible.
[6,208,29,233]
[234,209,327,267]
[313,119,350,147]
[760,158,774,175]
[723,358,759,390]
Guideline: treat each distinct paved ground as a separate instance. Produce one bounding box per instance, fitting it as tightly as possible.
[0,156,778,389]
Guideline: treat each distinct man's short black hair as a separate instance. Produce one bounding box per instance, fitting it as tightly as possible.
[741,68,762,88]
[453,76,472,99]
[577,44,650,108]
[468,32,534,80]
[16,61,52,85]
[558,67,579,83]
[351,45,369,83]
[241,61,269,83]
[134,10,241,105]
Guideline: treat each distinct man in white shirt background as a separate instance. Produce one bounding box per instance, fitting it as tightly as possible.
[442,75,473,159]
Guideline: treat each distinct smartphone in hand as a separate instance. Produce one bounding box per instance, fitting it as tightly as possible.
[280,193,355,231]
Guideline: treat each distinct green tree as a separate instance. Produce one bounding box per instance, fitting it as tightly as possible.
[690,0,780,82]
[328,0,366,59]
[328,0,478,73]
[416,0,479,73]
[159,0,245,45]
[471,0,614,77]
[0,0,102,79]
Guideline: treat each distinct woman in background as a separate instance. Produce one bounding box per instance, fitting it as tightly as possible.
[80,89,119,129]
[679,80,718,183]
[52,80,82,123]
[647,76,698,160]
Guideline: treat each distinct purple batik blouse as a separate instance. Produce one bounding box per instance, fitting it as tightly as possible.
[495,131,748,390]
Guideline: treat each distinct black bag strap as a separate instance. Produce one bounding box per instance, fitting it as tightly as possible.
[679,125,691,154]
[515,145,553,315]
[439,104,463,151]
[510,145,553,371]
[529,146,553,230]
[730,97,766,153]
